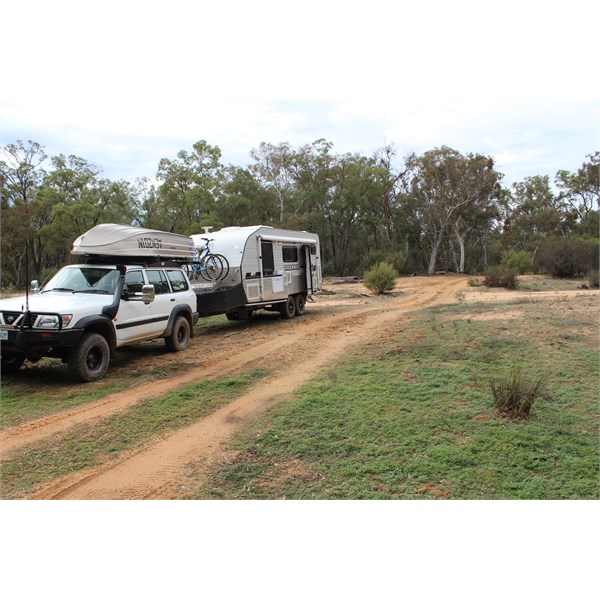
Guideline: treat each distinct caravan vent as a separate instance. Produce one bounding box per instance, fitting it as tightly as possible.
[246,283,260,302]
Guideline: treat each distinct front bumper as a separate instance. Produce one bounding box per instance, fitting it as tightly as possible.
[0,327,84,356]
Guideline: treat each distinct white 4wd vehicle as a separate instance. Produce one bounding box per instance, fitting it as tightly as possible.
[0,225,199,382]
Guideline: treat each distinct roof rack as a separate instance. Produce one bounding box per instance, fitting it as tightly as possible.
[81,256,190,267]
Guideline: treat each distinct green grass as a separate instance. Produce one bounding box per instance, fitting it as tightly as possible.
[0,369,268,498]
[0,315,238,429]
[1,371,123,429]
[0,349,202,429]
[198,296,599,500]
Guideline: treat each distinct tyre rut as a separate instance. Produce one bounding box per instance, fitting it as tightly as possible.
[25,277,466,499]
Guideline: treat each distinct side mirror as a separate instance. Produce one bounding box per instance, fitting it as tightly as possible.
[142,284,155,304]
[31,280,41,294]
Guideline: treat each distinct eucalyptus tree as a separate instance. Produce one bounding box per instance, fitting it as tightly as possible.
[555,151,599,237]
[35,154,103,266]
[317,152,386,275]
[372,144,405,248]
[36,155,137,271]
[290,139,335,221]
[404,146,502,275]
[156,140,225,234]
[132,177,161,229]
[505,175,566,258]
[249,141,296,223]
[0,140,48,284]
[450,154,502,273]
[219,166,278,226]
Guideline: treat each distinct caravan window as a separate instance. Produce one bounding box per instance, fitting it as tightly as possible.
[282,246,299,263]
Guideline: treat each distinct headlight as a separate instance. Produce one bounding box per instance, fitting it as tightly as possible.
[38,314,73,328]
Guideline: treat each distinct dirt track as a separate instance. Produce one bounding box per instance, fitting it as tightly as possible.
[0,275,510,498]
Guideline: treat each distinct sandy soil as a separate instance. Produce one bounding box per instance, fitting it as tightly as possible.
[3,275,597,499]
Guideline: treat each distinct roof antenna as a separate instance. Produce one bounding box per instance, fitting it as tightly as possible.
[24,243,30,314]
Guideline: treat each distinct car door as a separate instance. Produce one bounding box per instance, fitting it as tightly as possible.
[114,269,158,344]
[142,268,174,336]
[115,268,172,344]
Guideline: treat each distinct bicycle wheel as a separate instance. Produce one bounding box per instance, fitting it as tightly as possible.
[199,254,224,281]
[184,262,202,282]
[214,254,230,280]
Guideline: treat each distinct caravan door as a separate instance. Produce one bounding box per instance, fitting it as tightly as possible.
[304,244,320,295]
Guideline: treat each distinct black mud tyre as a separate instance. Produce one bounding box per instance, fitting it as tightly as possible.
[280,295,296,319]
[67,332,110,382]
[165,315,190,352]
[226,312,240,321]
[1,352,25,374]
[294,294,306,316]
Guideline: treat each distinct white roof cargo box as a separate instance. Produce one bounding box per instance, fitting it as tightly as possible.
[72,223,197,260]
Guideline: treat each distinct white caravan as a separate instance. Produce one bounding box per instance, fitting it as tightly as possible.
[190,225,322,320]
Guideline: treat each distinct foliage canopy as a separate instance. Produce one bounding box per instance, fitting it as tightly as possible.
[1,140,598,287]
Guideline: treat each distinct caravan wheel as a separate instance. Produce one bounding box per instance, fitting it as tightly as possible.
[294,294,306,315]
[280,296,296,319]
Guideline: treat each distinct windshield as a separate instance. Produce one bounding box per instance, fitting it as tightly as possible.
[43,266,120,295]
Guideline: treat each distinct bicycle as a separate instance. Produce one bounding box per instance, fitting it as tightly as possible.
[185,238,230,282]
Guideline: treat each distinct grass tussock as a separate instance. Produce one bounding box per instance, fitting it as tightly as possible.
[490,368,550,420]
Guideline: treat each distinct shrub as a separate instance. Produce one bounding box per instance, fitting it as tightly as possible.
[365,249,406,274]
[588,270,599,288]
[467,277,483,287]
[501,250,532,274]
[490,368,549,420]
[535,237,599,278]
[363,262,398,294]
[483,265,519,289]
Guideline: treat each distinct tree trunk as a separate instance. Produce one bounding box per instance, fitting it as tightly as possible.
[479,233,488,271]
[278,190,284,223]
[427,235,443,275]
[455,228,466,273]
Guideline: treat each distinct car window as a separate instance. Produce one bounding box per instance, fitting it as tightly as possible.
[146,270,170,294]
[124,270,145,294]
[166,270,189,292]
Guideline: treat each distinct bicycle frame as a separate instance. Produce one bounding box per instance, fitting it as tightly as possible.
[191,239,215,273]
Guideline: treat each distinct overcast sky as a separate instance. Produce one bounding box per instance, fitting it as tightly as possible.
[1,99,597,188]
[2,1,598,190]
